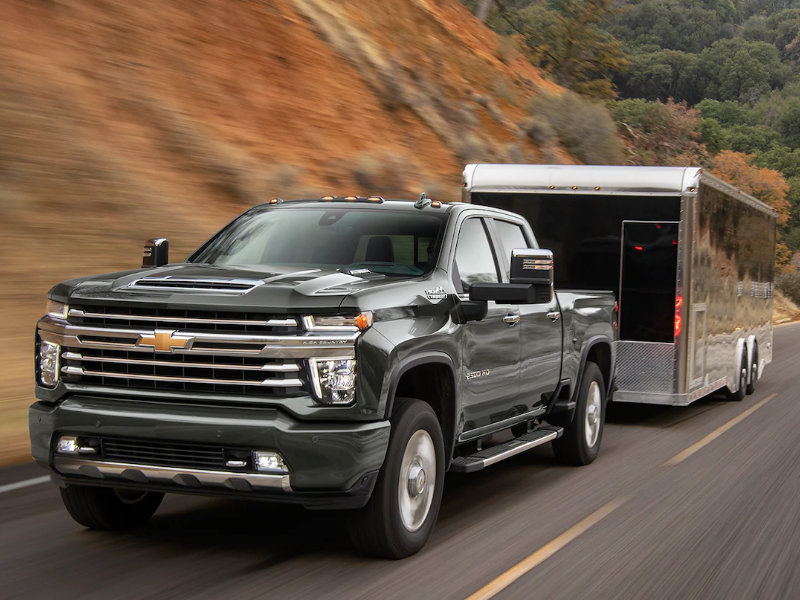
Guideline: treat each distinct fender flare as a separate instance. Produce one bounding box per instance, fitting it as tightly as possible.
[383,351,458,466]
[383,351,457,419]
[571,336,615,406]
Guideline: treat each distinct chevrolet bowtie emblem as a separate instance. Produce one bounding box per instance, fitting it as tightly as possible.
[138,329,193,352]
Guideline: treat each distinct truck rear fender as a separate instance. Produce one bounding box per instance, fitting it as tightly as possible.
[384,353,457,467]
[572,337,614,405]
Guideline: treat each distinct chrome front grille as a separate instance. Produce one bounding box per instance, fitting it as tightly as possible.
[39,306,359,401]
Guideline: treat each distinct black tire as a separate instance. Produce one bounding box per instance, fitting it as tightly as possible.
[348,398,445,559]
[726,350,748,402]
[552,361,605,466]
[60,485,164,530]
[745,346,758,395]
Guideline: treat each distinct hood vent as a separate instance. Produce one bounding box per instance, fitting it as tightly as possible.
[128,277,264,294]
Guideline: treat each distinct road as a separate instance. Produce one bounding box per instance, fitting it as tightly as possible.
[3,322,799,600]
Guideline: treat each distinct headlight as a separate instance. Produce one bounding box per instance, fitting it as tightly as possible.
[38,340,60,387]
[45,299,68,321]
[309,358,357,405]
[302,313,372,332]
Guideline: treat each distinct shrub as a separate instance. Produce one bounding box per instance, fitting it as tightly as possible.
[529,92,623,164]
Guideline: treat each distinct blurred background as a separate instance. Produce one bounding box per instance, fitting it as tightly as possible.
[3,0,800,465]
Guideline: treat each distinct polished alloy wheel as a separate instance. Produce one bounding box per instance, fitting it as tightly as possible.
[397,429,436,532]
[584,381,602,448]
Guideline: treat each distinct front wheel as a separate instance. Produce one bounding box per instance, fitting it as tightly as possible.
[60,485,164,530]
[552,361,605,466]
[348,398,444,558]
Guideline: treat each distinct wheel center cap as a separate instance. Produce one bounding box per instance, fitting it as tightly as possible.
[407,463,426,497]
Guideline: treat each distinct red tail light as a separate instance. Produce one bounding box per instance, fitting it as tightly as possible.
[674,295,683,338]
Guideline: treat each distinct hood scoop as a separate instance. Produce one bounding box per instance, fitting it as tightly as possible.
[127,276,265,294]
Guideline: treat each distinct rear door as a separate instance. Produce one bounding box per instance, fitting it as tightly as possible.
[489,218,562,412]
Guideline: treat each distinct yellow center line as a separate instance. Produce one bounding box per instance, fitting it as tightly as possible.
[465,496,628,600]
[664,392,778,467]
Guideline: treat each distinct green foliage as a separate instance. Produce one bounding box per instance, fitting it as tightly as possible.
[491,0,629,98]
[698,38,791,103]
[529,91,623,164]
[779,100,800,147]
[608,98,706,165]
[696,99,753,126]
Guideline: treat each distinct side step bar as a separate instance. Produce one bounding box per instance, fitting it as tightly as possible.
[449,426,563,473]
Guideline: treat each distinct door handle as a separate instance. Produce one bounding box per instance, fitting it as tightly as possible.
[546,311,561,322]
[503,314,521,326]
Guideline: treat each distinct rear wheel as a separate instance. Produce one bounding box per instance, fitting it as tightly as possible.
[552,361,605,466]
[348,398,444,558]
[60,485,164,530]
[746,346,758,395]
[726,350,748,401]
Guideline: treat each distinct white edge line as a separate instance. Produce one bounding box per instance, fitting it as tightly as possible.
[0,475,51,495]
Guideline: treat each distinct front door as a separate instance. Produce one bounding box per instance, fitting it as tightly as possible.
[454,217,521,433]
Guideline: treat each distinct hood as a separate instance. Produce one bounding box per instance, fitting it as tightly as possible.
[49,262,427,313]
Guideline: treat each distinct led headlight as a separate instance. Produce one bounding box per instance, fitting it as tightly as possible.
[302,313,372,332]
[38,340,60,387]
[45,299,68,321]
[309,358,357,405]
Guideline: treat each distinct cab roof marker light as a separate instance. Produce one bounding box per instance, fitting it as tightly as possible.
[269,198,283,204]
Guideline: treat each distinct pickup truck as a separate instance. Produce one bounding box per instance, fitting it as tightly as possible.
[30,195,616,558]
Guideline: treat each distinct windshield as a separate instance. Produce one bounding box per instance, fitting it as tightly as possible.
[189,206,447,277]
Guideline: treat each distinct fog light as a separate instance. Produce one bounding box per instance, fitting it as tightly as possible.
[309,358,356,405]
[56,436,79,455]
[39,341,60,387]
[252,451,289,474]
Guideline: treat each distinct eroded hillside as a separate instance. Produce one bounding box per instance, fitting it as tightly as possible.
[0,0,568,462]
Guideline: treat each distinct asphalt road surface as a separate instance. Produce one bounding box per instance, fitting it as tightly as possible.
[3,323,800,599]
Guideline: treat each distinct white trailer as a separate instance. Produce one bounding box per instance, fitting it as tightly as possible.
[463,164,776,405]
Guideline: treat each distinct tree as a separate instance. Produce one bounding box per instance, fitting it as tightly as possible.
[609,98,707,165]
[709,150,791,225]
[495,0,629,98]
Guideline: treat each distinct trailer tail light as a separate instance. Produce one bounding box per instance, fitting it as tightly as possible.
[674,295,683,338]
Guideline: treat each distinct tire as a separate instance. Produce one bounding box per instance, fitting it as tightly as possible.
[60,485,164,530]
[726,350,748,402]
[552,361,605,466]
[745,346,758,395]
[348,398,445,559]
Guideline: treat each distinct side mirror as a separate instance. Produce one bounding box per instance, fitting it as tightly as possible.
[142,238,169,267]
[510,248,553,286]
[461,300,488,322]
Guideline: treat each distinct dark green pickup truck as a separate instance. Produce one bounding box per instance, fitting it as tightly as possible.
[30,195,616,557]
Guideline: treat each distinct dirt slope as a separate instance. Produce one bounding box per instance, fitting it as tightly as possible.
[0,0,569,463]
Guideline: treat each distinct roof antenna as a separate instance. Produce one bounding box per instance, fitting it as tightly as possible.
[414,192,432,209]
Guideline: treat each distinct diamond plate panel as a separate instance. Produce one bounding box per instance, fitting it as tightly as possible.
[615,341,676,394]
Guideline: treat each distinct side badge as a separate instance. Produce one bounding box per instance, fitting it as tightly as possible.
[424,286,447,302]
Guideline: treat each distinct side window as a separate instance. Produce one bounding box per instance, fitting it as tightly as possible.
[493,219,529,279]
[454,218,499,292]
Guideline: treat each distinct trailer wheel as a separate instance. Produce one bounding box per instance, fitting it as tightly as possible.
[553,361,605,466]
[60,485,163,530]
[726,350,748,402]
[348,398,444,558]
[745,346,758,395]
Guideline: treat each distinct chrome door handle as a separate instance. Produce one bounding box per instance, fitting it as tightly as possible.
[546,311,561,322]
[503,314,521,326]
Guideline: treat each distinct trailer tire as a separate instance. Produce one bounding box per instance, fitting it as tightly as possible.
[553,361,605,466]
[348,398,444,558]
[60,485,163,530]
[745,346,758,395]
[726,350,748,402]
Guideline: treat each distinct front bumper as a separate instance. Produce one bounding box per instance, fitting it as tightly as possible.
[30,395,390,509]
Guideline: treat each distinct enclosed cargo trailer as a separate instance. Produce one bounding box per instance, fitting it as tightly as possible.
[464,164,775,405]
